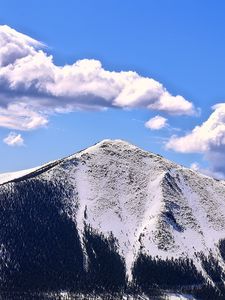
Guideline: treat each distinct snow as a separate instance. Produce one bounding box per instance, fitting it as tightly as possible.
[65,140,176,277]
[0,167,40,184]
[0,159,59,185]
[3,139,225,282]
[164,293,196,300]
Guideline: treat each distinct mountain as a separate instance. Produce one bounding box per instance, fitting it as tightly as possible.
[1,139,225,299]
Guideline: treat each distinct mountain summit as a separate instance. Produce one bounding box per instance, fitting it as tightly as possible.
[1,140,225,298]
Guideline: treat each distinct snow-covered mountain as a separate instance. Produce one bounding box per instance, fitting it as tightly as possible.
[1,139,225,299]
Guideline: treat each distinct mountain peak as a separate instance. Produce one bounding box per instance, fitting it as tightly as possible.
[1,139,225,297]
[0,139,183,185]
[79,139,139,153]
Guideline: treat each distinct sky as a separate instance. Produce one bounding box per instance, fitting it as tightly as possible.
[1,0,225,178]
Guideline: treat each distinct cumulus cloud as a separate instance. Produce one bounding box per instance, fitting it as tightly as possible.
[0,25,43,67]
[166,104,225,177]
[0,25,195,131]
[166,104,225,153]
[145,115,168,130]
[0,103,48,130]
[3,132,24,146]
[190,162,225,179]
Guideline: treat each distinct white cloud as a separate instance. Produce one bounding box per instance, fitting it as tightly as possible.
[145,115,168,130]
[3,132,24,146]
[0,25,195,130]
[0,103,48,130]
[190,162,225,179]
[166,104,225,153]
[167,104,225,176]
[0,25,43,67]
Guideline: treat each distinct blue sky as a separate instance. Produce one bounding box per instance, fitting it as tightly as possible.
[1,0,225,177]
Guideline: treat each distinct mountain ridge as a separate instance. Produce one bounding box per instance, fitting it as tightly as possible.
[1,139,225,298]
[0,139,211,185]
[1,140,224,269]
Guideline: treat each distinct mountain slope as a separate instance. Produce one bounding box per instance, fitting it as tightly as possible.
[1,139,225,298]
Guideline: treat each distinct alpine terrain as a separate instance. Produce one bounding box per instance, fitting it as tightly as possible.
[1,140,225,299]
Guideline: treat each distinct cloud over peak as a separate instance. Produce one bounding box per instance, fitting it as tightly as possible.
[0,25,195,130]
